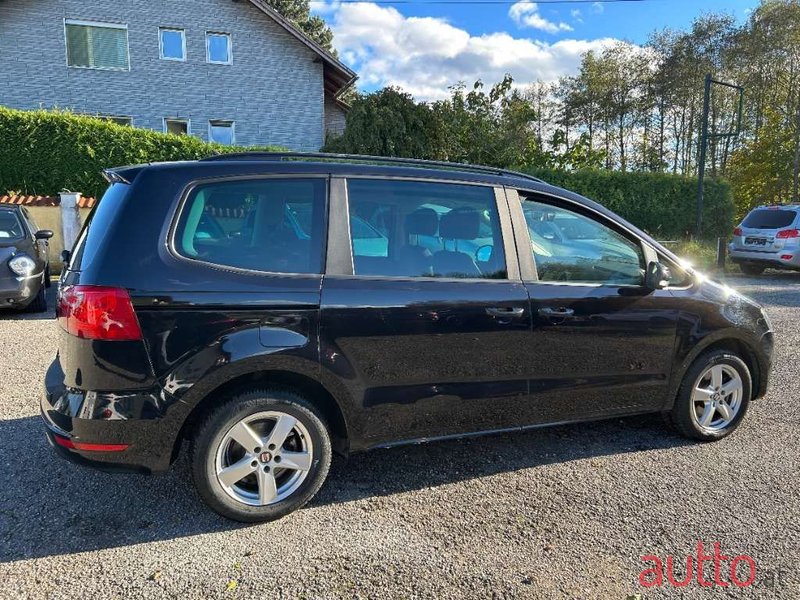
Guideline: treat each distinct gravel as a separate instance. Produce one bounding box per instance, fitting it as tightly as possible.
[0,275,798,599]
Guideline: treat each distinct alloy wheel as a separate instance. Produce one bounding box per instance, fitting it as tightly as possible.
[215,411,314,506]
[690,364,744,432]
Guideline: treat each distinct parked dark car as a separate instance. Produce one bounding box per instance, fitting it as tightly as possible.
[0,205,53,312]
[42,154,774,522]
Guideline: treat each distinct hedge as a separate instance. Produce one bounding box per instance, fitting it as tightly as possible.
[521,167,734,240]
[0,107,283,199]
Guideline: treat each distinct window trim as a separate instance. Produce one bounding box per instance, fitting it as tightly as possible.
[163,117,190,135]
[325,176,519,282]
[159,27,187,62]
[205,31,232,65]
[64,18,130,71]
[511,188,651,287]
[208,120,235,144]
[166,174,330,279]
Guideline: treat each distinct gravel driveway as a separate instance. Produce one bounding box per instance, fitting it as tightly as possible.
[0,274,798,599]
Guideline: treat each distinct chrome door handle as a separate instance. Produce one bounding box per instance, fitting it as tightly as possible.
[486,307,525,317]
[538,307,575,318]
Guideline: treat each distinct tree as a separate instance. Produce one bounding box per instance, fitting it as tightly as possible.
[266,0,335,53]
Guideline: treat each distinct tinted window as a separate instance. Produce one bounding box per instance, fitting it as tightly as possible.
[347,179,506,279]
[521,198,644,285]
[175,178,326,274]
[742,208,797,229]
[68,183,129,271]
[0,211,24,240]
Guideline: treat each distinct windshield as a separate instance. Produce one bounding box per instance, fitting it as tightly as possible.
[742,208,797,229]
[0,211,25,240]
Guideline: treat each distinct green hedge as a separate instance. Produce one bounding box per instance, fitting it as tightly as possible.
[0,107,283,199]
[522,167,734,240]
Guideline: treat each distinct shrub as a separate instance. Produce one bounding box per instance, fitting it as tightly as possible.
[0,107,283,199]
[521,167,735,240]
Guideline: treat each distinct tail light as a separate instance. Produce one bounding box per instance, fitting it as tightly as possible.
[733,227,743,236]
[57,285,142,341]
[776,229,799,239]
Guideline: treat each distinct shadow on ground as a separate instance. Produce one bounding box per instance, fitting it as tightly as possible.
[0,412,688,563]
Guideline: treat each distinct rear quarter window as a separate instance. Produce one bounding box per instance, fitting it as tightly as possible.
[742,208,797,229]
[173,178,327,275]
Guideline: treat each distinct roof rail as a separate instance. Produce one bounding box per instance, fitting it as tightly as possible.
[200,151,544,184]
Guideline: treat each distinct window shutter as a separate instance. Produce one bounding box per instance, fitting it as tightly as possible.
[66,23,129,69]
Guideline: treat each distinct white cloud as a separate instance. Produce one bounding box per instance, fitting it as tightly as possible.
[509,1,573,34]
[324,2,622,100]
[571,8,583,23]
[592,2,605,14]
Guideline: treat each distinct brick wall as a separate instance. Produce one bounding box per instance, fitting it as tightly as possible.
[0,0,326,150]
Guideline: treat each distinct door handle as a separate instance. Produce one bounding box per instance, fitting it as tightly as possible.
[486,306,525,317]
[538,307,575,318]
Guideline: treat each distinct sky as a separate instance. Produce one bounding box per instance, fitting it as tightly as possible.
[310,0,755,100]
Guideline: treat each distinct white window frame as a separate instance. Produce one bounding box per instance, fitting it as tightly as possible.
[208,120,235,145]
[163,117,191,136]
[64,19,130,71]
[159,27,186,62]
[205,31,232,65]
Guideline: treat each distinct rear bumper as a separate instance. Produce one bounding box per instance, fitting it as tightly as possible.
[728,245,800,269]
[41,357,181,474]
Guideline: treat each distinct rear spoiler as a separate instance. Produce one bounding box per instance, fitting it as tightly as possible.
[102,165,145,185]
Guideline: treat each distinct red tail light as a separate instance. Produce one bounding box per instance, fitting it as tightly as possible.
[733,227,742,236]
[57,285,142,341]
[776,229,799,239]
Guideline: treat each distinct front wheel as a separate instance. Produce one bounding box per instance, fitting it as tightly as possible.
[190,389,332,522]
[667,350,752,441]
[740,263,765,276]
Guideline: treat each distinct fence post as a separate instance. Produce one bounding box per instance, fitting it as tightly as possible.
[59,191,81,253]
[716,237,727,270]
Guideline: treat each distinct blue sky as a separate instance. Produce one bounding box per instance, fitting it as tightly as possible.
[312,0,755,99]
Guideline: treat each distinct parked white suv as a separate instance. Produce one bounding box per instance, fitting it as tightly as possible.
[729,205,800,275]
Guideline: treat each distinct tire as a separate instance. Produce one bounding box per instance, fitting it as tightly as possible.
[668,349,752,441]
[25,285,47,313]
[190,388,332,522]
[740,263,765,276]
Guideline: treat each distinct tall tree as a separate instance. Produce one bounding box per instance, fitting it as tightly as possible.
[266,0,335,53]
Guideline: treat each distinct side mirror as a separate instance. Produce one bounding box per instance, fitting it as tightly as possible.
[35,229,54,240]
[60,249,71,264]
[645,261,671,290]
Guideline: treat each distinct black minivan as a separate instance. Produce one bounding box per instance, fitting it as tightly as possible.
[43,153,774,522]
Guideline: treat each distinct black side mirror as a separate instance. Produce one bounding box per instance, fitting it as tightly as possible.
[35,229,54,240]
[60,249,71,264]
[645,261,671,290]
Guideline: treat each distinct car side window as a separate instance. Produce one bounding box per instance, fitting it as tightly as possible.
[520,197,644,285]
[174,178,326,274]
[347,179,507,279]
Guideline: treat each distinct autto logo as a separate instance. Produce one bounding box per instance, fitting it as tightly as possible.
[639,542,757,588]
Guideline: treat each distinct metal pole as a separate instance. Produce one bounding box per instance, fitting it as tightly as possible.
[695,73,712,238]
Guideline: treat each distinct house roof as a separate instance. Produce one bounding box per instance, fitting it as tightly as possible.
[247,0,357,97]
[0,195,97,208]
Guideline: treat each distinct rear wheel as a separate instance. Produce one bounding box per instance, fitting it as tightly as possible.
[740,263,765,276]
[668,350,751,441]
[190,388,332,522]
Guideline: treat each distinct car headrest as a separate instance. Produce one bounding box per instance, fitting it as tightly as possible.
[405,208,438,236]
[439,209,480,240]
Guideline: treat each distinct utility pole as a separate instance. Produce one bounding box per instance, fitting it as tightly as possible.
[695,74,744,238]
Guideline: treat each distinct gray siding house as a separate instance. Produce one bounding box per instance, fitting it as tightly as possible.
[0,0,355,150]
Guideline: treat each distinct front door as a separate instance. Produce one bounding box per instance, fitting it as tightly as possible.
[508,190,679,425]
[320,177,531,448]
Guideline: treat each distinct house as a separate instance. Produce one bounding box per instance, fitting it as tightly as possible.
[0,0,356,150]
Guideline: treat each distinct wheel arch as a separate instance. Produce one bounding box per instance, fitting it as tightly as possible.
[666,331,763,410]
[172,368,352,463]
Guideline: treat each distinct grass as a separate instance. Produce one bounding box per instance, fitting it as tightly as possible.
[664,239,741,274]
